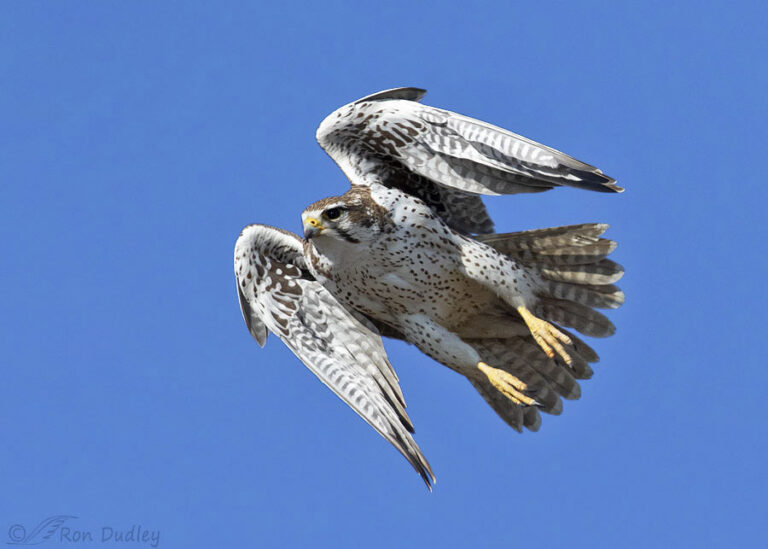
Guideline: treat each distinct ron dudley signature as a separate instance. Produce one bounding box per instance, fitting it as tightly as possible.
[7,516,160,547]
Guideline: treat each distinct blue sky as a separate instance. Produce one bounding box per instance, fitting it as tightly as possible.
[2,1,766,547]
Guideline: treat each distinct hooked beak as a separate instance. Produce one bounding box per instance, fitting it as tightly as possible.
[303,217,325,239]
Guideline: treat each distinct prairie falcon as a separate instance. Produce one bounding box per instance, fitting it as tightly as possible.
[234,88,623,488]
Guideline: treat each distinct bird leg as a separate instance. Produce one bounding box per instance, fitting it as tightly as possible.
[457,239,575,365]
[478,362,537,406]
[395,313,538,407]
[516,306,573,365]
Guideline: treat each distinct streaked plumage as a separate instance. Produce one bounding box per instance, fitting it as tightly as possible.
[235,88,623,488]
[316,87,621,234]
[234,225,433,484]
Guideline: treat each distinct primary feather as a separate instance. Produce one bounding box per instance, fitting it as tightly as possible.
[316,87,621,234]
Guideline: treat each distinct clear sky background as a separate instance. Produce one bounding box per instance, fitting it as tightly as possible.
[2,2,766,548]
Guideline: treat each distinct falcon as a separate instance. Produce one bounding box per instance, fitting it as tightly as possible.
[234,88,623,488]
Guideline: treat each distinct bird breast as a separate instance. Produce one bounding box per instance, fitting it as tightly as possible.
[322,235,494,329]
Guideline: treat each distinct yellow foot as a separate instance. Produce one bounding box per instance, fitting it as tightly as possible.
[478,362,538,406]
[517,305,573,365]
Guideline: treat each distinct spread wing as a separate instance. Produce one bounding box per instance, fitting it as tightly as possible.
[316,87,621,234]
[234,224,434,487]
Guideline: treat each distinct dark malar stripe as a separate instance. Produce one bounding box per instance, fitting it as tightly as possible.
[335,228,360,243]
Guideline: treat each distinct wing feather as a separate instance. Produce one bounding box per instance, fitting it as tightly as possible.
[316,88,620,233]
[234,224,434,487]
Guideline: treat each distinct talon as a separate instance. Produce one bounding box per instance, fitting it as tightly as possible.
[517,306,573,365]
[478,362,537,406]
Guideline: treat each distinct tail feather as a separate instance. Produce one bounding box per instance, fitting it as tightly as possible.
[560,327,600,365]
[505,338,580,401]
[477,223,610,252]
[463,334,600,431]
[522,376,564,413]
[523,407,542,431]
[459,223,620,431]
[568,351,594,380]
[529,242,617,265]
[543,280,625,309]
[470,339,565,414]
[540,259,624,285]
[478,222,622,339]
[469,377,525,432]
[535,298,615,338]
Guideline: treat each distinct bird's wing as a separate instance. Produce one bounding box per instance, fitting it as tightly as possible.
[234,224,434,487]
[316,87,621,234]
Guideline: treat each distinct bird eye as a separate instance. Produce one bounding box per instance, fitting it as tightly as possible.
[324,207,343,221]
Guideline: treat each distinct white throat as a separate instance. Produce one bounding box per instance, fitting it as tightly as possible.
[310,234,368,270]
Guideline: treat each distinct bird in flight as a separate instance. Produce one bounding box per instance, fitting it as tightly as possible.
[234,88,623,488]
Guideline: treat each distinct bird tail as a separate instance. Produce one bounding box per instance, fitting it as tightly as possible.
[463,332,598,432]
[475,223,624,338]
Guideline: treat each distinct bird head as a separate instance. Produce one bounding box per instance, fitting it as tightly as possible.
[301,188,386,246]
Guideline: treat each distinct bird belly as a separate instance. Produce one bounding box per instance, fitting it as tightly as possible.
[332,259,495,332]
